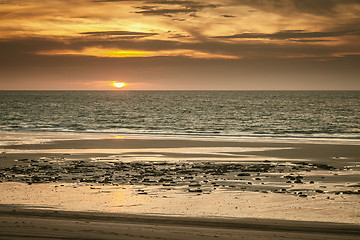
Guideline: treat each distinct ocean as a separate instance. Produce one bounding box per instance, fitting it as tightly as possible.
[0,90,359,140]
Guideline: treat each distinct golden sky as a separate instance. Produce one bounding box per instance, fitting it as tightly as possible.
[1,0,360,90]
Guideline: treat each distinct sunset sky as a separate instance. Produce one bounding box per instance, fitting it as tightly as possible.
[1,0,360,90]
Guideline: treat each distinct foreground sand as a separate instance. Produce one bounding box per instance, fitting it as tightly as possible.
[1,206,359,240]
[0,182,359,224]
[0,133,359,239]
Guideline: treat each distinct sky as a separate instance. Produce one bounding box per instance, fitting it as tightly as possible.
[0,0,360,90]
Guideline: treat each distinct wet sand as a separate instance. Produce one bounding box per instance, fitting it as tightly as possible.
[0,134,359,239]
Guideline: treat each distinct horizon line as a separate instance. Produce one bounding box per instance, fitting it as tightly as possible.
[0,89,360,91]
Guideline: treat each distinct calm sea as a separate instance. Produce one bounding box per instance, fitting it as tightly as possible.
[0,91,359,140]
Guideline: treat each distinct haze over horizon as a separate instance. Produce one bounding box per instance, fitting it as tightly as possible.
[1,0,360,90]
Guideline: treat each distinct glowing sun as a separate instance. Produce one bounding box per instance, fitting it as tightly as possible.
[113,81,126,88]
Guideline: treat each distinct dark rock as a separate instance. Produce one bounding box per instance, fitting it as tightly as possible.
[18,159,29,162]
[313,164,334,170]
[284,175,296,180]
[188,189,202,193]
[237,173,251,176]
[189,183,201,187]
[342,191,352,194]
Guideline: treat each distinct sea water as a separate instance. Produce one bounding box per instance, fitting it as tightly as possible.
[0,91,359,140]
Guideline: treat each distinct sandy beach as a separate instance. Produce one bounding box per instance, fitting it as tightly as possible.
[0,133,359,239]
[1,206,360,240]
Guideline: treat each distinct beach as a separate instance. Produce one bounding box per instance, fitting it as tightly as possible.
[0,133,359,239]
[1,206,360,240]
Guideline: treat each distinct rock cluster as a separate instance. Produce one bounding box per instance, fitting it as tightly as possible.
[1,157,358,196]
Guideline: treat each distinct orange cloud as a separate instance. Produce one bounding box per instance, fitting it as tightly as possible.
[36,47,241,59]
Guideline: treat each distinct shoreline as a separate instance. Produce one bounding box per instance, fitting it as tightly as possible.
[1,133,360,168]
[2,131,360,145]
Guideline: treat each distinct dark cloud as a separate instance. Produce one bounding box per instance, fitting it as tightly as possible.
[290,39,334,43]
[80,31,158,38]
[134,1,216,16]
[135,8,197,16]
[92,0,142,2]
[222,14,235,18]
[148,1,200,5]
[213,30,360,40]
[229,0,360,16]
[172,18,186,21]
[92,0,206,3]
[93,0,216,9]
[109,36,155,40]
[168,33,191,38]
[147,0,217,8]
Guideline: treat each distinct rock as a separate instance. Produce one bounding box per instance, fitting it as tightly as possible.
[313,164,334,170]
[188,189,203,193]
[347,184,360,187]
[342,191,352,194]
[342,191,360,195]
[284,175,296,180]
[274,189,285,194]
[189,183,202,187]
[18,159,29,162]
[158,178,173,182]
[237,173,251,176]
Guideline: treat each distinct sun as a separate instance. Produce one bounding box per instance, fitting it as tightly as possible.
[113,81,126,88]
